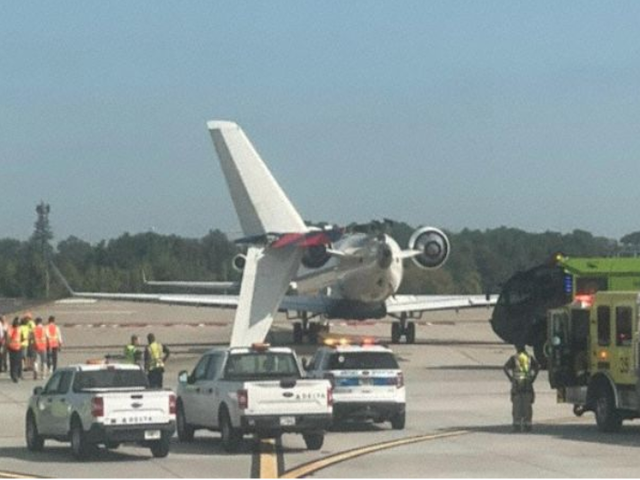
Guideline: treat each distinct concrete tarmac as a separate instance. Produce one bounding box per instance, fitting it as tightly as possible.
[0,300,637,478]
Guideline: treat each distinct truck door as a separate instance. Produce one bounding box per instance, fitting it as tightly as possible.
[199,353,224,429]
[181,355,211,426]
[591,305,612,374]
[548,309,569,388]
[612,304,635,385]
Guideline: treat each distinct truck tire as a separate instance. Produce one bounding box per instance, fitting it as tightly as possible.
[595,386,622,433]
[149,435,171,458]
[219,409,242,453]
[25,411,44,452]
[390,411,406,430]
[177,402,195,442]
[303,432,324,450]
[70,418,94,460]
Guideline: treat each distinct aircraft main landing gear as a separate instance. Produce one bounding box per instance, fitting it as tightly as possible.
[292,313,327,344]
[391,314,416,344]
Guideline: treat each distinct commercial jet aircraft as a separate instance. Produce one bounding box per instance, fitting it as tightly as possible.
[54,121,496,347]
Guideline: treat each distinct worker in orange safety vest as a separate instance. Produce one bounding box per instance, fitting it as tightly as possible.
[32,317,48,379]
[45,316,62,372]
[7,317,23,383]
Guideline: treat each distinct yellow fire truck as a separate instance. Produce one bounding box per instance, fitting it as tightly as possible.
[547,291,640,432]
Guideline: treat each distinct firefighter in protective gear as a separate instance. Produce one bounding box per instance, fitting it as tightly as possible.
[7,317,24,383]
[32,317,48,379]
[124,335,142,368]
[504,344,540,432]
[144,333,170,388]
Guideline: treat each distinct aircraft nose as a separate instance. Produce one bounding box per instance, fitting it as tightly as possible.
[377,243,393,269]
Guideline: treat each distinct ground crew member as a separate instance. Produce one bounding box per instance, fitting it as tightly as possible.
[32,317,48,380]
[124,335,143,368]
[504,344,540,432]
[144,333,170,388]
[0,315,7,373]
[20,316,31,374]
[46,316,62,372]
[7,317,23,383]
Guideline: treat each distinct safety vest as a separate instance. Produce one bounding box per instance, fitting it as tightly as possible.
[33,325,47,352]
[513,352,532,384]
[7,327,22,352]
[124,344,140,364]
[148,342,164,370]
[19,325,30,348]
[46,324,60,349]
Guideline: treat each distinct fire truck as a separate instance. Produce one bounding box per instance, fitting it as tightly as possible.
[492,254,640,365]
[547,291,640,432]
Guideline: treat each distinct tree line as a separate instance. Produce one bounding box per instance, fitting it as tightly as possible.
[2,215,633,299]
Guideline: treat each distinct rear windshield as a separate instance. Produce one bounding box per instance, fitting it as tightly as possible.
[327,352,399,370]
[73,369,149,391]
[224,352,301,380]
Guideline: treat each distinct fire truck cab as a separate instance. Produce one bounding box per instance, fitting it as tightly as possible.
[547,291,640,432]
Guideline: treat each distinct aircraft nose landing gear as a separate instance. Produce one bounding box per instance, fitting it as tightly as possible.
[391,313,416,344]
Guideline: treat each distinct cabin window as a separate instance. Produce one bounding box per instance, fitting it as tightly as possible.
[616,306,633,347]
[597,306,611,346]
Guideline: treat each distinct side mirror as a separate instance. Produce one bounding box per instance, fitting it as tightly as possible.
[33,386,43,396]
[301,358,310,371]
[178,371,188,384]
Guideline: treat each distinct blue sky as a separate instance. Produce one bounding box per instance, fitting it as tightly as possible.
[2,2,640,242]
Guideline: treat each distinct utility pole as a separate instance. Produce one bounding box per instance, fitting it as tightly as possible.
[33,202,52,298]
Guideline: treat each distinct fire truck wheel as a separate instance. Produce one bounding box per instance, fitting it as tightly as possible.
[595,386,622,433]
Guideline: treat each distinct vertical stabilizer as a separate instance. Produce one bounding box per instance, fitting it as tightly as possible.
[208,121,307,237]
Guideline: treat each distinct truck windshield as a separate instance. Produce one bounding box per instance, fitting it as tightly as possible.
[224,353,301,380]
[73,369,149,391]
[328,352,399,370]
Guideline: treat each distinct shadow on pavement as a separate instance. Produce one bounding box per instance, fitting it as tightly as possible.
[459,420,640,448]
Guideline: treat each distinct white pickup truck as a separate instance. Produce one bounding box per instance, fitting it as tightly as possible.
[25,363,176,459]
[176,344,333,452]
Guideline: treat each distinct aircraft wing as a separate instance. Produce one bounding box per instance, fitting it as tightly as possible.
[385,294,498,314]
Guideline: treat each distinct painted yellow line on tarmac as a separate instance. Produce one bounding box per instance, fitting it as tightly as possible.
[259,438,279,478]
[0,471,44,479]
[280,430,469,478]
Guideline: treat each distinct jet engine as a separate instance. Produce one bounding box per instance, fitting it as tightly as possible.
[232,254,246,272]
[408,226,450,270]
[301,244,332,269]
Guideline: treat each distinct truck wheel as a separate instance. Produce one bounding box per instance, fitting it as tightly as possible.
[220,410,242,452]
[303,432,324,450]
[70,419,94,460]
[25,411,44,452]
[406,323,416,344]
[391,323,401,344]
[595,386,622,433]
[391,411,406,430]
[150,435,171,458]
[177,403,195,442]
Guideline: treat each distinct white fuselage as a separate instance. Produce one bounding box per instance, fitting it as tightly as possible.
[293,234,404,303]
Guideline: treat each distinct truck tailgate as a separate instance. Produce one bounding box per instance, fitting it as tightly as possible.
[95,390,173,426]
[245,380,332,416]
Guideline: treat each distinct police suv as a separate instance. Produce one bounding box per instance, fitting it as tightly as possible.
[25,363,176,459]
[305,342,406,429]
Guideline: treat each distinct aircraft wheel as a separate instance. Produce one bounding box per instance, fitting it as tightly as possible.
[293,323,304,344]
[391,323,401,344]
[405,322,416,344]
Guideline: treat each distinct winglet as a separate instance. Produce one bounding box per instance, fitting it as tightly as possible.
[50,262,75,295]
[207,121,307,237]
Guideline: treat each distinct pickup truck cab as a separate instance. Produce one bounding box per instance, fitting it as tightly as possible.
[25,363,176,459]
[176,344,332,452]
[306,343,406,429]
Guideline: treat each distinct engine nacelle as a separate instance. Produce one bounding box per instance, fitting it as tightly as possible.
[301,244,332,269]
[232,254,246,272]
[408,226,450,270]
